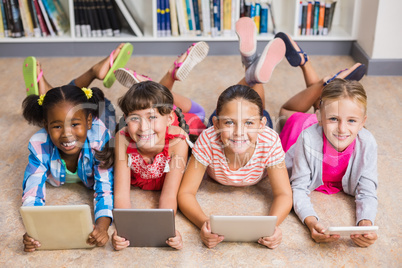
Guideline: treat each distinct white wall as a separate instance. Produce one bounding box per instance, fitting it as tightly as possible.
[357,0,402,59]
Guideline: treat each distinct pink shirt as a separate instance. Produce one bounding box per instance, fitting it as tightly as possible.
[315,133,356,194]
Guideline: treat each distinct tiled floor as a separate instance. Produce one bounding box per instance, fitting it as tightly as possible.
[0,52,401,267]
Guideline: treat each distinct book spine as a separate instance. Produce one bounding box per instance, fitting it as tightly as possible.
[222,0,230,36]
[201,0,210,36]
[181,0,189,33]
[313,1,319,35]
[301,2,307,35]
[323,3,330,35]
[9,0,24,37]
[253,1,260,33]
[73,0,80,37]
[230,0,237,35]
[161,0,166,36]
[164,0,170,36]
[318,2,324,35]
[169,0,178,36]
[249,1,254,19]
[0,1,4,37]
[103,0,119,36]
[192,0,201,35]
[175,0,186,35]
[327,1,337,33]
[32,0,48,36]
[18,0,30,37]
[54,0,69,33]
[267,2,276,34]
[306,1,311,35]
[28,0,41,36]
[239,0,244,17]
[184,0,193,32]
[297,1,302,35]
[0,1,9,37]
[259,2,268,35]
[244,0,250,17]
[197,0,203,33]
[212,0,218,36]
[38,0,55,36]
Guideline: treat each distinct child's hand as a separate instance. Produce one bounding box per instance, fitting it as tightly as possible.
[258,226,282,249]
[166,230,183,249]
[23,233,41,252]
[200,221,224,248]
[305,216,340,243]
[112,231,130,250]
[351,220,378,248]
[87,217,111,247]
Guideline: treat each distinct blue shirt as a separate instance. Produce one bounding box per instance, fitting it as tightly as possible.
[22,119,114,222]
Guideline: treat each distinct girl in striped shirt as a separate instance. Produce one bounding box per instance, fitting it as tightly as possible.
[178,17,293,249]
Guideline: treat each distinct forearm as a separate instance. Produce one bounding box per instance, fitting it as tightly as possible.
[159,194,178,214]
[268,193,293,225]
[95,216,111,230]
[178,192,208,229]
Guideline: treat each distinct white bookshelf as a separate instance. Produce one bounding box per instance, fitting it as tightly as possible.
[0,0,360,47]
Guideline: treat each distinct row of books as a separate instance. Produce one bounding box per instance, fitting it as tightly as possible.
[298,0,337,36]
[157,0,277,38]
[0,0,69,38]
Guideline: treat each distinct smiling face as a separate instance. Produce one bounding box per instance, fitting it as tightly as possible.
[213,98,266,157]
[318,97,367,152]
[45,101,92,159]
[125,108,174,153]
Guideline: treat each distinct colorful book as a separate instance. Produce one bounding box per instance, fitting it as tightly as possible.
[0,1,9,37]
[32,0,49,36]
[18,0,33,37]
[297,1,303,35]
[301,1,307,35]
[306,1,312,35]
[28,0,41,36]
[253,1,260,33]
[313,1,320,35]
[212,0,220,36]
[192,0,201,35]
[0,1,4,37]
[156,0,161,36]
[259,2,268,35]
[249,1,255,19]
[169,0,178,36]
[165,0,171,36]
[197,0,203,33]
[185,0,194,33]
[175,0,187,35]
[222,0,230,36]
[323,2,330,35]
[318,2,324,35]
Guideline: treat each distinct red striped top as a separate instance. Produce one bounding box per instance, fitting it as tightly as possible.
[192,126,285,186]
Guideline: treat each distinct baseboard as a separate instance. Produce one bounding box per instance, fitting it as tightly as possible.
[351,42,402,76]
[0,40,354,58]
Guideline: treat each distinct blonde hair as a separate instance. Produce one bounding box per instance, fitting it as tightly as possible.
[320,78,367,114]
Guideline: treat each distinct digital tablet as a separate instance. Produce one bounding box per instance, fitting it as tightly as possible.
[210,215,277,242]
[324,226,379,236]
[113,208,175,247]
[20,205,95,250]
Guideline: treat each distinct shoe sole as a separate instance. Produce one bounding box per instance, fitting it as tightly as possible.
[275,32,302,67]
[345,64,367,81]
[235,17,257,57]
[103,43,133,88]
[23,56,38,96]
[115,68,140,88]
[175,41,209,81]
[255,38,286,83]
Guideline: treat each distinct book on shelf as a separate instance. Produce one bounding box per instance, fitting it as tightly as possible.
[231,0,239,35]
[318,2,325,35]
[42,0,69,36]
[0,1,9,37]
[0,1,4,37]
[86,0,102,37]
[305,1,312,35]
[267,2,276,34]
[222,0,230,36]
[200,0,210,36]
[197,0,203,33]
[94,0,113,37]
[37,0,56,36]
[169,0,178,36]
[313,1,319,35]
[175,0,187,36]
[298,0,337,36]
[115,0,142,37]
[253,1,260,33]
[297,1,302,35]
[18,0,34,37]
[259,2,268,35]
[165,0,171,36]
[8,0,24,37]
[104,0,120,36]
[192,0,201,35]
[211,0,219,36]
[27,0,41,37]
[32,0,50,36]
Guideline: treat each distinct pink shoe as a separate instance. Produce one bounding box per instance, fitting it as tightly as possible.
[245,38,285,85]
[172,41,209,81]
[235,17,258,68]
